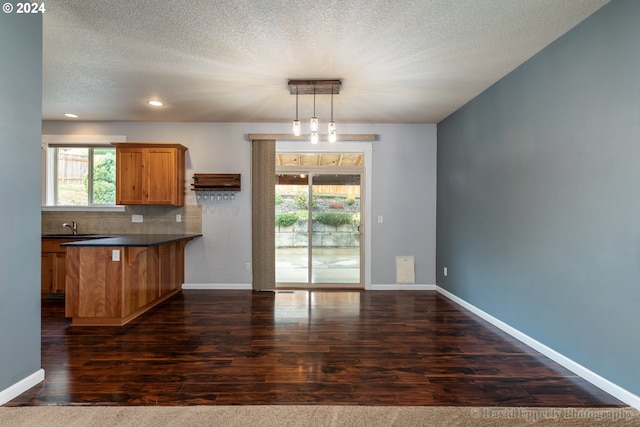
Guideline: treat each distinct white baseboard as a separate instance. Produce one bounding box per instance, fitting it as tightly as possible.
[182,283,253,290]
[370,284,436,291]
[0,369,45,405]
[436,285,640,410]
[183,284,438,291]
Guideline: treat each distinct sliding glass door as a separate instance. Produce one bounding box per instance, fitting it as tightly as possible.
[275,153,363,288]
[310,174,361,285]
[275,173,309,285]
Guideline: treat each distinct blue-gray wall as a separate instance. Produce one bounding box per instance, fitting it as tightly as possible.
[437,0,640,397]
[0,6,42,396]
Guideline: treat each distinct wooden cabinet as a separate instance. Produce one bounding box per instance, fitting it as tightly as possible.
[41,251,66,297]
[159,242,182,296]
[41,238,85,298]
[65,237,195,326]
[113,143,187,206]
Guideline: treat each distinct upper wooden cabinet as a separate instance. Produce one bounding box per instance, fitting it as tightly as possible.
[113,143,188,206]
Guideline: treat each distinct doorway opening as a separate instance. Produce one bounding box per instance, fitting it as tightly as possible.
[276,153,364,289]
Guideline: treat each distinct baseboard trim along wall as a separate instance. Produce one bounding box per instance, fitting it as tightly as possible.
[0,369,44,406]
[436,285,640,410]
[183,284,438,291]
[370,284,436,291]
[182,283,253,290]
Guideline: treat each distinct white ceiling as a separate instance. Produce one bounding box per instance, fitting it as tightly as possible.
[42,0,610,124]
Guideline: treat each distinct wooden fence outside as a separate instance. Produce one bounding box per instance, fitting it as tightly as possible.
[58,153,88,184]
[276,184,360,197]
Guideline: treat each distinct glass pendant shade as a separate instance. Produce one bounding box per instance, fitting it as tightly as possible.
[328,129,337,143]
[292,120,301,136]
[310,131,319,144]
[309,85,319,133]
[292,87,301,136]
[327,87,337,143]
[328,121,337,143]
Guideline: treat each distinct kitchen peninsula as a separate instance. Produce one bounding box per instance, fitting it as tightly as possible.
[63,234,201,326]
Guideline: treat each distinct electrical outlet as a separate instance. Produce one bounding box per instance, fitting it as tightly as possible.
[245,262,251,271]
[444,267,448,277]
[112,250,120,262]
[132,214,143,223]
[378,215,384,224]
[176,214,182,223]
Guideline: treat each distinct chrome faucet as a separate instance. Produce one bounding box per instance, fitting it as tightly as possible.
[62,221,78,235]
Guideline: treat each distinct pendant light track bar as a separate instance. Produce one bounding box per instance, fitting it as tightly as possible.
[288,79,341,95]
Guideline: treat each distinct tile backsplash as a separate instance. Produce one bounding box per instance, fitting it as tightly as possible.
[42,205,202,235]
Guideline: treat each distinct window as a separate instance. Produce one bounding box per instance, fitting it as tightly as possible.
[46,146,116,206]
[42,135,125,208]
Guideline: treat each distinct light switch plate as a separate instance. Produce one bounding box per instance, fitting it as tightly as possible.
[112,250,120,262]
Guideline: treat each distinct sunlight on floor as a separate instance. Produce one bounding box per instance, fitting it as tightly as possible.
[274,291,361,322]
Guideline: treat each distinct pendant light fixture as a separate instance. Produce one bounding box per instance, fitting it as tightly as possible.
[292,87,301,136]
[328,85,337,143]
[287,79,341,143]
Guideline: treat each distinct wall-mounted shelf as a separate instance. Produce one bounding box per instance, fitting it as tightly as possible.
[191,174,241,192]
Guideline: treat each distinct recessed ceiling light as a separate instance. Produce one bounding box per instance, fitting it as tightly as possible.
[64,113,79,118]
[147,100,164,107]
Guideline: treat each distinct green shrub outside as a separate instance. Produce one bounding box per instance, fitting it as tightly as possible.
[275,193,283,205]
[346,194,356,206]
[294,192,317,209]
[313,212,353,227]
[275,212,298,227]
[83,150,115,204]
[93,180,115,204]
[294,192,308,209]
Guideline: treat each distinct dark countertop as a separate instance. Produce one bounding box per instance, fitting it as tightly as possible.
[60,234,202,247]
[42,234,110,239]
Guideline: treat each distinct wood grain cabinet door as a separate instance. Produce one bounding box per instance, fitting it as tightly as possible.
[51,253,67,294]
[146,148,178,205]
[114,143,186,206]
[41,253,54,297]
[115,148,145,205]
[42,238,75,298]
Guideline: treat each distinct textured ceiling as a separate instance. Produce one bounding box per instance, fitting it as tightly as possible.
[42,0,610,123]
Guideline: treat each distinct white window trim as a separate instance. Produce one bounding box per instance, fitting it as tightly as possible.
[41,135,126,211]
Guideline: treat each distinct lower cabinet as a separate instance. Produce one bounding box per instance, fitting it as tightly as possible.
[159,242,182,296]
[41,252,67,297]
[41,238,84,298]
[65,239,192,326]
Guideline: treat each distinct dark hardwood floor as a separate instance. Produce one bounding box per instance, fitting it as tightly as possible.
[6,290,626,407]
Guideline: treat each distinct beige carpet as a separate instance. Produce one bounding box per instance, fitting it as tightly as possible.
[1,406,639,427]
